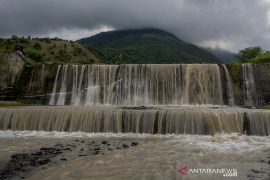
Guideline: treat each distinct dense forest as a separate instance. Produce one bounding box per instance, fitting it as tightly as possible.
[78,29,221,64]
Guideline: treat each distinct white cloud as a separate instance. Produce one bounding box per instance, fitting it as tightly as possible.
[44,26,114,40]
[198,39,242,53]
[267,11,270,25]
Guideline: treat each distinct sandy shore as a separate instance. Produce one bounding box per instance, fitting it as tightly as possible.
[0,131,269,180]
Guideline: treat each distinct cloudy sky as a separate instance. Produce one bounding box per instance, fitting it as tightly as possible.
[0,0,270,52]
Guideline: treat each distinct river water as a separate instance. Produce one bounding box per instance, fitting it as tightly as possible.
[0,131,269,180]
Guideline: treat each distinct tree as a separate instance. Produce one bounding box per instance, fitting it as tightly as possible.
[236,46,263,62]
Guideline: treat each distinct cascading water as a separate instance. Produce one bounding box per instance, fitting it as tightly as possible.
[48,66,61,105]
[242,64,258,107]
[222,64,235,106]
[56,65,68,105]
[0,64,269,136]
[49,64,228,106]
[0,106,269,135]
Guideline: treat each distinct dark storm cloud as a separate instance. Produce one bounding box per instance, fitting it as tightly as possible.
[0,0,269,52]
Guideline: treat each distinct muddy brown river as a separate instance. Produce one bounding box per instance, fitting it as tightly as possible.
[0,131,269,180]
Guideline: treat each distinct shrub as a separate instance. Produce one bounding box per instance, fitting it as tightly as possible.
[74,47,83,56]
[28,51,43,62]
[57,49,71,61]
[33,42,42,50]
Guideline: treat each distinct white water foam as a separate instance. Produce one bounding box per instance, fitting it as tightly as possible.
[0,131,269,153]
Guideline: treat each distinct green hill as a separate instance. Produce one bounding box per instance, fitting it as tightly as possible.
[78,28,221,64]
[0,36,101,64]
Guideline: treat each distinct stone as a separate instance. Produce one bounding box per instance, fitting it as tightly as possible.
[122,144,129,148]
[251,169,259,174]
[101,141,107,144]
[131,142,138,146]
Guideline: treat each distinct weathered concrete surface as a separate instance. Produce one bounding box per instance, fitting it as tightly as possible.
[253,64,270,105]
[21,64,58,104]
[0,52,25,90]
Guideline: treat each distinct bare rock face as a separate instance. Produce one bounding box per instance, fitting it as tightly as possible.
[0,51,25,90]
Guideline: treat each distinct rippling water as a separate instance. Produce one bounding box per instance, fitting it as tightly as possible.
[0,131,269,180]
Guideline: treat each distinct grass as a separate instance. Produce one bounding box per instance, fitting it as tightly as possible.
[263,105,270,110]
[0,99,36,107]
[0,101,23,106]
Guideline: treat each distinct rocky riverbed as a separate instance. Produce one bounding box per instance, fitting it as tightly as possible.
[0,138,139,180]
[0,132,269,180]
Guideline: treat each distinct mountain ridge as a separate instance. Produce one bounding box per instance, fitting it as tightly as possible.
[78,28,221,64]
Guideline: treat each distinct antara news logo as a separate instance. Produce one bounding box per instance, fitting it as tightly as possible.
[178,164,238,177]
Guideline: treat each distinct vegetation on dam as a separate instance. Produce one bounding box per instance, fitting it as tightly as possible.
[235,46,270,63]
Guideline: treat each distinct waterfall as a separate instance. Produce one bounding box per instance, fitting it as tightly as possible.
[183,64,223,105]
[242,64,258,107]
[74,65,86,105]
[0,106,269,135]
[48,64,233,106]
[1,63,269,136]
[56,65,68,105]
[49,65,61,105]
[222,64,235,106]
[71,65,78,105]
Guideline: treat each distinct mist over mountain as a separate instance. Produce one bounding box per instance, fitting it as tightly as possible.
[204,47,237,63]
